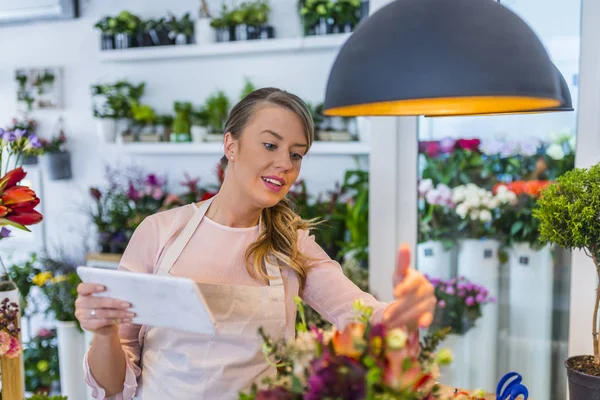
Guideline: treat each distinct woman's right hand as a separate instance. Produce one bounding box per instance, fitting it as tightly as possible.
[75,283,136,336]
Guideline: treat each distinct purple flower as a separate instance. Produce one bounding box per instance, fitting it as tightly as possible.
[480,138,505,156]
[439,137,455,154]
[0,227,11,239]
[0,130,16,142]
[465,296,475,307]
[445,286,455,295]
[476,293,486,303]
[458,290,466,298]
[490,296,497,304]
[27,134,42,149]
[152,187,164,201]
[306,355,366,400]
[13,129,27,139]
[145,173,165,187]
[256,387,295,400]
[127,183,140,201]
[518,139,539,157]
[438,300,446,309]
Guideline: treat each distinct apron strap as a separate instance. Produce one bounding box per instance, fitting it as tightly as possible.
[156,197,214,276]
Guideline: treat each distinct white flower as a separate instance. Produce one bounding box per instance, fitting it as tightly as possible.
[569,135,576,152]
[547,143,565,160]
[455,203,468,219]
[386,328,408,350]
[469,209,480,220]
[452,187,466,204]
[496,185,508,194]
[487,198,500,209]
[425,189,440,205]
[418,179,433,196]
[506,191,517,204]
[479,209,492,222]
[518,139,539,157]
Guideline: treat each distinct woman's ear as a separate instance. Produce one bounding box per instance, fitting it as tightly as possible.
[224,132,236,159]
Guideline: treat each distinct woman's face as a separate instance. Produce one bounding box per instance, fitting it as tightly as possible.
[224,105,308,209]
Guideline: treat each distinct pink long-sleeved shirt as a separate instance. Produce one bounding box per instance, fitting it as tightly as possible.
[83,203,390,399]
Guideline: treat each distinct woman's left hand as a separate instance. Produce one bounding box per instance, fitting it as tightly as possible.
[383,245,436,329]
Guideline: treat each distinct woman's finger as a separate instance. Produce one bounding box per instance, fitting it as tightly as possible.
[384,297,437,327]
[77,282,105,296]
[82,318,131,331]
[76,308,135,321]
[76,296,131,311]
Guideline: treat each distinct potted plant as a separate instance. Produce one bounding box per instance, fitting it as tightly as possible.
[94,16,116,50]
[23,328,60,395]
[147,17,172,46]
[130,101,158,142]
[533,162,600,399]
[167,12,194,45]
[332,0,361,32]
[204,90,231,141]
[191,108,209,143]
[156,114,174,141]
[298,0,334,36]
[245,0,274,40]
[171,101,192,142]
[210,8,231,42]
[40,122,72,180]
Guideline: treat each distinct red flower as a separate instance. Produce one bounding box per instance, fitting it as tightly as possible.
[456,139,481,152]
[201,192,217,201]
[419,141,440,158]
[0,167,26,191]
[0,168,43,231]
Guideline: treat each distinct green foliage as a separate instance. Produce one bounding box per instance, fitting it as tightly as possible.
[172,101,192,134]
[204,90,231,134]
[340,169,369,264]
[26,394,68,400]
[533,163,600,252]
[240,78,256,100]
[24,329,60,393]
[90,80,146,119]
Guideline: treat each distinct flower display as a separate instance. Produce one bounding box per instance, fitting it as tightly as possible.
[240,299,451,400]
[418,179,457,245]
[0,298,22,358]
[427,276,495,335]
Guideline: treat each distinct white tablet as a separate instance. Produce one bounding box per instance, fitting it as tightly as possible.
[76,266,217,335]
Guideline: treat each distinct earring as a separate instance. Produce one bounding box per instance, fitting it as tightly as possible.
[230,156,234,160]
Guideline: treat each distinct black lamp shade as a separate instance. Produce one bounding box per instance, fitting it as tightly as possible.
[323,0,562,117]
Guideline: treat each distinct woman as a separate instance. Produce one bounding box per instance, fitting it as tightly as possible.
[76,88,436,400]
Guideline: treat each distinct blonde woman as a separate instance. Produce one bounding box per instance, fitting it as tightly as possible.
[75,88,436,399]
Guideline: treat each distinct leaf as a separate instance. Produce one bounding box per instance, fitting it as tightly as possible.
[510,221,524,236]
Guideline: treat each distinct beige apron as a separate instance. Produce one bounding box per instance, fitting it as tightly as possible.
[135,198,286,400]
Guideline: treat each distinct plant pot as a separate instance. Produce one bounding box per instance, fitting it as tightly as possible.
[566,356,600,400]
[96,118,117,143]
[457,238,500,390]
[135,31,153,47]
[114,33,132,49]
[360,0,370,21]
[235,24,248,41]
[507,243,553,400]
[191,125,208,142]
[42,151,72,180]
[260,25,275,39]
[22,154,39,165]
[205,133,224,142]
[417,240,454,280]
[215,27,231,42]
[338,22,354,33]
[56,321,87,400]
[170,132,191,142]
[247,25,261,40]
[100,33,114,50]
[149,28,173,46]
[175,32,190,45]
[314,17,334,35]
[195,18,212,45]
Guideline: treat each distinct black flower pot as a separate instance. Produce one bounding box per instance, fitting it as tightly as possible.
[314,18,334,35]
[339,22,354,33]
[235,24,248,41]
[42,151,72,180]
[149,28,173,46]
[259,25,275,39]
[22,155,38,165]
[566,356,600,400]
[115,33,133,49]
[247,25,260,40]
[135,32,153,47]
[101,33,114,50]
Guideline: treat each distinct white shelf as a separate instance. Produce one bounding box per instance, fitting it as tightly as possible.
[99,33,351,62]
[106,141,370,156]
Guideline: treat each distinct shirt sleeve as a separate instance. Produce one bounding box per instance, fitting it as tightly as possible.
[83,217,158,399]
[298,230,392,330]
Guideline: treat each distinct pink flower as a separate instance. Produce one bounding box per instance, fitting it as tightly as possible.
[5,336,21,358]
[152,187,164,200]
[438,300,446,309]
[465,296,475,307]
[37,328,53,338]
[0,331,10,355]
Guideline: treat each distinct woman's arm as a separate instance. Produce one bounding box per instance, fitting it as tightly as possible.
[83,217,158,399]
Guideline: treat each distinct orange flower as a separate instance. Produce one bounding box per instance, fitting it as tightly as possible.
[331,322,366,359]
[524,180,550,197]
[0,168,43,231]
[0,167,26,191]
[384,350,433,391]
[2,186,36,206]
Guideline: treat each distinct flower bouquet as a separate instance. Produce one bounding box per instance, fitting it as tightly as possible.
[240,299,453,400]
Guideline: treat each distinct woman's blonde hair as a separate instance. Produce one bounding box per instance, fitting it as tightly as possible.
[220,87,318,293]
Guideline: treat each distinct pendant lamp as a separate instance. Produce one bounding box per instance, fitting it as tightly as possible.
[424,64,573,117]
[323,0,562,117]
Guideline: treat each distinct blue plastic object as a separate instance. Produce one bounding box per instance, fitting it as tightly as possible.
[496,372,529,400]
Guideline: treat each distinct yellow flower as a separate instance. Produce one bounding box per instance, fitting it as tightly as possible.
[37,360,49,372]
[51,275,69,284]
[32,272,53,287]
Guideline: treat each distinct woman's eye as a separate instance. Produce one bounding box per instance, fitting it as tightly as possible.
[264,143,276,150]
[291,153,303,161]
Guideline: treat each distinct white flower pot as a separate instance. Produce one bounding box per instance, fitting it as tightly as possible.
[356,117,371,143]
[507,243,553,400]
[417,241,453,280]
[56,321,87,400]
[195,18,212,45]
[96,119,117,143]
[457,238,500,390]
[191,125,208,143]
[437,333,469,389]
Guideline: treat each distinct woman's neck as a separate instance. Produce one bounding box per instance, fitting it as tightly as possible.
[202,179,262,228]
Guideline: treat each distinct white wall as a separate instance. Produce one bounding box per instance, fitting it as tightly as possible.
[0,0,367,257]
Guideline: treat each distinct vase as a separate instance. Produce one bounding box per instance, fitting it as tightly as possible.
[96,118,117,143]
[191,125,208,143]
[56,321,87,400]
[456,238,500,390]
[42,151,72,180]
[0,271,25,400]
[417,240,454,280]
[507,243,553,400]
[195,18,212,45]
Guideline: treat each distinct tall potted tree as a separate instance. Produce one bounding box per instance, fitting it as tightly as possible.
[534,162,600,399]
